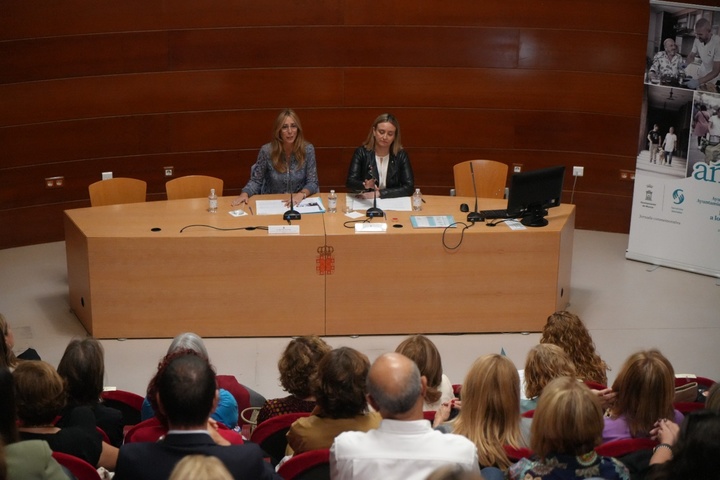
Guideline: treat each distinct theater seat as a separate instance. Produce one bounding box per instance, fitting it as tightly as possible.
[251,412,310,466]
[277,448,330,480]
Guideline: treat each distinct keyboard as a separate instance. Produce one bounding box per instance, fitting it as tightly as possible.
[478,209,517,219]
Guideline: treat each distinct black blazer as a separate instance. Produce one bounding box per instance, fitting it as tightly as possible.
[115,432,281,480]
[346,146,414,198]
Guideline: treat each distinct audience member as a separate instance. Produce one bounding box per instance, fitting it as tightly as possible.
[507,376,630,480]
[14,360,118,470]
[0,366,70,480]
[114,353,279,480]
[1,313,40,371]
[257,335,331,425]
[56,337,124,447]
[434,354,529,470]
[286,347,381,455]
[232,108,319,207]
[603,349,682,442]
[143,333,240,430]
[646,410,720,480]
[168,454,234,480]
[540,311,609,385]
[706,382,720,412]
[522,343,576,413]
[330,353,481,480]
[395,335,455,411]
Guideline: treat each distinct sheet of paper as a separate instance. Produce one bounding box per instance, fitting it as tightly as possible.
[350,196,412,211]
[410,215,456,228]
[255,197,326,215]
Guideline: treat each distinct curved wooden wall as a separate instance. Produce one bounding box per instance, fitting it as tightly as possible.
[2,0,699,248]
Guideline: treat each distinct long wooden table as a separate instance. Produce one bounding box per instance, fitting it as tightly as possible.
[64,194,574,338]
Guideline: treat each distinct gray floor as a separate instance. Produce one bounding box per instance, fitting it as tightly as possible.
[1,229,719,399]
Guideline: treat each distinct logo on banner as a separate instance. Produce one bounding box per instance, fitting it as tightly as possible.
[672,189,684,205]
[640,184,656,209]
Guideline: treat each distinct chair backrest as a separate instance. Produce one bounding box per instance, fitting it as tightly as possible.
[504,444,534,462]
[88,177,147,207]
[277,448,331,480]
[217,375,252,417]
[250,412,310,466]
[165,175,224,200]
[101,389,144,427]
[52,451,102,480]
[595,438,657,457]
[124,415,244,445]
[453,160,508,198]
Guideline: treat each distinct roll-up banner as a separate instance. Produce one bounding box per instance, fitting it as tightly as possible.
[627,1,720,277]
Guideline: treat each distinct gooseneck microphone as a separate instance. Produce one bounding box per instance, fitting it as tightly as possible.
[466,162,483,223]
[366,161,384,218]
[282,158,301,222]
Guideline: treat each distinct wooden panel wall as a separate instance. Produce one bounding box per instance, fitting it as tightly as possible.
[2,0,709,248]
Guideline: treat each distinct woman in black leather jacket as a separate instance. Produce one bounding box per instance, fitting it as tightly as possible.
[346,113,414,199]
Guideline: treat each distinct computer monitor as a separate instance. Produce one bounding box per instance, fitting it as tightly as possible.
[506,165,566,227]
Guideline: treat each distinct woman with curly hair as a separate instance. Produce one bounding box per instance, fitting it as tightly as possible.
[257,335,332,424]
[286,347,381,454]
[434,354,529,470]
[395,335,454,411]
[603,349,682,442]
[522,343,576,413]
[540,311,609,385]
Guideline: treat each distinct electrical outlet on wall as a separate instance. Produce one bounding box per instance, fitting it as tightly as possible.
[572,166,584,177]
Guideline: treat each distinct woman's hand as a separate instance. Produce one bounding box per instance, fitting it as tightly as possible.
[592,388,617,410]
[231,192,249,206]
[433,399,460,428]
[283,192,305,207]
[357,187,380,200]
[362,178,376,190]
[651,418,679,446]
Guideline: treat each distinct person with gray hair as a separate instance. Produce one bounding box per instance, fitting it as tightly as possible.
[330,352,481,480]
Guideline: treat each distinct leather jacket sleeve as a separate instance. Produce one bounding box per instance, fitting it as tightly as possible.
[346,147,372,193]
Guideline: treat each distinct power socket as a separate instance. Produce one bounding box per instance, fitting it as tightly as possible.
[572,166,584,177]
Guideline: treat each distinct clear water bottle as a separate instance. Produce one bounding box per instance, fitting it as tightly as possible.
[328,189,337,213]
[208,188,218,213]
[412,188,423,211]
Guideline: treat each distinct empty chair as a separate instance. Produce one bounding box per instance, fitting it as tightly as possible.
[88,177,147,207]
[250,412,310,466]
[453,160,508,198]
[101,389,144,429]
[165,175,224,200]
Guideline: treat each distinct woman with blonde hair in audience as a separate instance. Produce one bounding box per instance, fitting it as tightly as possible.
[286,347,381,454]
[603,349,682,442]
[1,314,41,371]
[434,354,528,470]
[395,335,454,411]
[507,376,630,479]
[257,335,332,425]
[540,310,609,385]
[169,454,233,480]
[14,360,118,470]
[522,343,577,413]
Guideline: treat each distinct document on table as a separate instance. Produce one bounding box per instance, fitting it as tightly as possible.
[255,197,326,215]
[350,196,412,211]
[410,215,457,228]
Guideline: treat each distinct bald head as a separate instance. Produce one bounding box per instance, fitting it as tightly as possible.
[367,353,425,418]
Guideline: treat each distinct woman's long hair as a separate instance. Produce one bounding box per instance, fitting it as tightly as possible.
[452,354,523,469]
[270,109,307,173]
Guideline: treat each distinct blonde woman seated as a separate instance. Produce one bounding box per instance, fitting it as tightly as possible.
[522,343,577,414]
[507,377,630,480]
[434,354,529,471]
[396,335,454,411]
[540,311,609,385]
[603,349,683,443]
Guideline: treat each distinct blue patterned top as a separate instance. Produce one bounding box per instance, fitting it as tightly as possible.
[241,143,319,197]
[507,451,630,480]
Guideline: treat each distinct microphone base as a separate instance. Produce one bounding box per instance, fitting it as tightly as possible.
[366,207,384,218]
[283,209,301,221]
[467,212,484,223]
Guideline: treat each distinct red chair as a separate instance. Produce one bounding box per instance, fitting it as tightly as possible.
[277,448,330,480]
[583,380,608,391]
[52,451,102,480]
[674,401,706,414]
[251,412,310,466]
[217,375,253,424]
[504,444,534,461]
[422,410,436,423]
[521,409,535,418]
[125,416,243,444]
[595,438,657,457]
[101,389,144,428]
[452,384,462,398]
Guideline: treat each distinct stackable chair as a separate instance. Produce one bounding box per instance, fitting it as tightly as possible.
[250,412,310,466]
[88,177,147,207]
[453,160,508,198]
[52,451,102,480]
[165,175,223,200]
